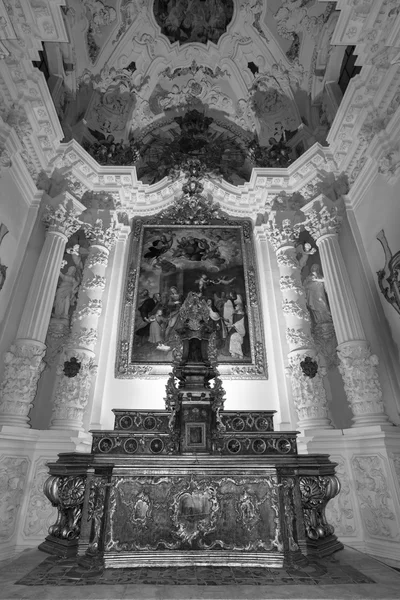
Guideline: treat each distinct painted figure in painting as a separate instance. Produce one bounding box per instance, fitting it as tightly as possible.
[132,226,251,364]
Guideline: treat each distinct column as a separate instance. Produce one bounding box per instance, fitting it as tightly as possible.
[266,213,333,430]
[0,199,83,428]
[50,216,116,431]
[302,195,389,427]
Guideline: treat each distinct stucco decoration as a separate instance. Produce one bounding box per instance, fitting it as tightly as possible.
[325,455,357,538]
[153,0,234,46]
[351,455,400,540]
[84,0,117,63]
[0,456,29,541]
[376,230,400,316]
[23,457,57,539]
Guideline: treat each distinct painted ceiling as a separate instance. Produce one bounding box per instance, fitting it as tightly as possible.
[57,0,338,184]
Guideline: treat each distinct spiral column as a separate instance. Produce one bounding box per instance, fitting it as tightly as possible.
[50,216,116,431]
[266,213,332,430]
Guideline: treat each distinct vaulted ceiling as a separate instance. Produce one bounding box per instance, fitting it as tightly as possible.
[48,0,341,183]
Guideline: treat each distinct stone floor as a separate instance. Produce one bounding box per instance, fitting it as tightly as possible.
[0,546,399,599]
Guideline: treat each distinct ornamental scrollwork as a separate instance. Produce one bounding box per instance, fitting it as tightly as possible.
[125,264,137,305]
[44,474,86,541]
[299,475,339,541]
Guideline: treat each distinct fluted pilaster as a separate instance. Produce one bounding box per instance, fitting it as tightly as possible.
[0,198,83,428]
[302,195,389,427]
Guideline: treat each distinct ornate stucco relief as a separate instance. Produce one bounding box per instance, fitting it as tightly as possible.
[351,454,400,540]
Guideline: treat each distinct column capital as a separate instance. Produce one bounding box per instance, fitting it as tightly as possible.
[42,196,83,238]
[265,212,304,252]
[301,194,343,241]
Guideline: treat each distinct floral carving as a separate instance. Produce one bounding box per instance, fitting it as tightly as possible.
[51,356,98,428]
[82,274,106,291]
[68,327,98,349]
[0,456,29,540]
[42,202,82,238]
[0,341,46,422]
[282,299,311,321]
[337,343,386,420]
[286,327,313,348]
[71,299,103,322]
[303,205,342,240]
[265,218,300,251]
[279,275,304,295]
[44,474,86,540]
[23,458,57,538]
[286,353,331,427]
[84,219,116,249]
[276,251,299,269]
[351,455,399,539]
[299,475,339,540]
[86,250,109,268]
[325,455,356,538]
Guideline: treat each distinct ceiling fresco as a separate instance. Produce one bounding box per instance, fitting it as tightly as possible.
[152,0,234,46]
[54,0,342,184]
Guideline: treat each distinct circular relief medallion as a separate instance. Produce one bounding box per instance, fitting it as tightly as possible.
[119,415,133,429]
[231,417,245,431]
[150,438,164,454]
[98,437,113,453]
[276,438,292,454]
[124,438,138,454]
[153,0,234,46]
[143,416,156,430]
[255,416,270,432]
[252,439,266,454]
[227,439,241,454]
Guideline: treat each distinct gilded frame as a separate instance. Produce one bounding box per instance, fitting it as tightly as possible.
[116,216,267,379]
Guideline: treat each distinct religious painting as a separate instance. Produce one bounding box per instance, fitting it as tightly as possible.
[116,219,267,379]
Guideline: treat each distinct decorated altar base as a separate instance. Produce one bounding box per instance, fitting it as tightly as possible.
[40,416,343,568]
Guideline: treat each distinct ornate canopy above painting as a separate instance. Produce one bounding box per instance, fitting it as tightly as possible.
[116,198,267,379]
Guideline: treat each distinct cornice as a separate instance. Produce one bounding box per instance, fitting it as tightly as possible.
[47,140,340,221]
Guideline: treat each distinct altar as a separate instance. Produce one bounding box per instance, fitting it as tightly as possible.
[40,293,342,569]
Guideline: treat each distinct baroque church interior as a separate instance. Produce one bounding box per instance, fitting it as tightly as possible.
[1,0,400,598]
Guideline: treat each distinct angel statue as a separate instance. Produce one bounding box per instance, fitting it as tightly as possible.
[53,266,79,319]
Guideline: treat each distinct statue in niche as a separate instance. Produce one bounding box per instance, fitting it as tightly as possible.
[303,263,332,325]
[53,266,80,319]
[296,242,316,271]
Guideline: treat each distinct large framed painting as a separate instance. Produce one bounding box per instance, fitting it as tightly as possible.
[116,206,267,379]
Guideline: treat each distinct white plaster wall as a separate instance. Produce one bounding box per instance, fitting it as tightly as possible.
[351,174,400,354]
[89,225,294,433]
[342,177,400,423]
[0,174,44,381]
